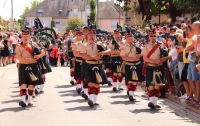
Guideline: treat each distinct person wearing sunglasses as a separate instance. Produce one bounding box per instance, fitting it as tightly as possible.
[120,34,143,102]
[142,30,168,109]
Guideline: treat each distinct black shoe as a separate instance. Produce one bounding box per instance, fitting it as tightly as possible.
[76,88,82,94]
[19,101,27,108]
[129,96,135,101]
[35,89,39,95]
[39,91,44,94]
[113,87,117,92]
[118,88,124,91]
[94,103,99,106]
[154,105,161,109]
[27,103,33,107]
[70,81,75,86]
[148,102,155,109]
[108,82,112,87]
[88,100,94,107]
[127,91,129,96]
[81,93,88,100]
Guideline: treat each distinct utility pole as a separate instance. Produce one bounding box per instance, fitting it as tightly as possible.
[11,0,13,20]
[9,0,15,31]
[96,0,99,28]
[118,1,121,25]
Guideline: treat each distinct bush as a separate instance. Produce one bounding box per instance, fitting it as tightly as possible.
[66,17,84,31]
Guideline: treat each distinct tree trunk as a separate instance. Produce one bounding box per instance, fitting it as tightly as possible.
[168,0,182,23]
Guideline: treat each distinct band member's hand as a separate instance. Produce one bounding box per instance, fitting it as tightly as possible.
[160,57,168,62]
[34,55,41,60]
[98,52,103,56]
[94,56,101,60]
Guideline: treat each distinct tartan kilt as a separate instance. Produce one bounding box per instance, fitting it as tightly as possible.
[85,63,107,84]
[125,62,144,83]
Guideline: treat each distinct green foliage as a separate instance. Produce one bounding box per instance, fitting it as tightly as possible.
[14,21,21,32]
[173,0,200,15]
[51,20,55,28]
[66,17,84,31]
[20,0,42,26]
[90,0,96,24]
[0,16,8,31]
[116,0,131,13]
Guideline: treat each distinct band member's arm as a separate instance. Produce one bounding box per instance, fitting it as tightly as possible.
[82,53,101,61]
[143,56,160,65]
[98,49,111,56]
[34,49,46,60]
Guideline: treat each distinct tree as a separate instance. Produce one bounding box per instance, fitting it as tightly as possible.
[66,17,84,31]
[51,20,55,28]
[116,0,131,23]
[0,16,8,31]
[90,0,96,24]
[173,0,200,17]
[20,0,42,26]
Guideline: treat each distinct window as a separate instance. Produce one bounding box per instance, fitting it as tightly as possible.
[111,21,117,27]
[55,21,60,25]
[37,9,43,14]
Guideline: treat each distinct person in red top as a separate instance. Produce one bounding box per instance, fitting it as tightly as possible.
[50,44,59,67]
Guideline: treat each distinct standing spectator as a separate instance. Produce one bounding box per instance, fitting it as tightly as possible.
[49,44,58,67]
[10,33,18,63]
[1,34,10,66]
[186,21,200,107]
[0,33,3,66]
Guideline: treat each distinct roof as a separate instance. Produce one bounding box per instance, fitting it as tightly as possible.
[98,2,124,19]
[26,0,89,17]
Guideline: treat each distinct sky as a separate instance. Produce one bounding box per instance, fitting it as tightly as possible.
[0,0,114,20]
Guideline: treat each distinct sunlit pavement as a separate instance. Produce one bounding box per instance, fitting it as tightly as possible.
[0,64,199,126]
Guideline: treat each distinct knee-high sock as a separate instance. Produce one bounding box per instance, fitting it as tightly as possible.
[89,94,95,103]
[118,76,123,88]
[148,89,160,105]
[28,90,34,104]
[20,89,27,104]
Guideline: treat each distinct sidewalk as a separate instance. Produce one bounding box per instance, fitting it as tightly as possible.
[167,93,200,115]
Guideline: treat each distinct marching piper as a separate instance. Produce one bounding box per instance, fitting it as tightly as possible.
[120,34,144,101]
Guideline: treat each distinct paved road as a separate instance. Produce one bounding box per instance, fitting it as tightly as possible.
[0,64,200,126]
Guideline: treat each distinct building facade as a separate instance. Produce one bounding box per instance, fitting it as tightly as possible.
[25,0,124,33]
[25,0,90,33]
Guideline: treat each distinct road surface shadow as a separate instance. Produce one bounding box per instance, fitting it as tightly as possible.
[110,95,128,99]
[130,108,163,114]
[54,85,74,88]
[0,107,30,113]
[10,86,18,89]
[9,95,19,98]
[99,85,112,88]
[58,90,75,94]
[101,90,123,94]
[66,106,102,111]
[110,100,140,105]
[60,93,80,97]
[1,99,20,104]
[11,90,19,93]
[63,99,86,104]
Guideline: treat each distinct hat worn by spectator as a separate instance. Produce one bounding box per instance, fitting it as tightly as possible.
[175,29,183,37]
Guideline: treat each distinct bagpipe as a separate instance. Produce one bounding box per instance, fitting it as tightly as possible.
[30,18,58,50]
